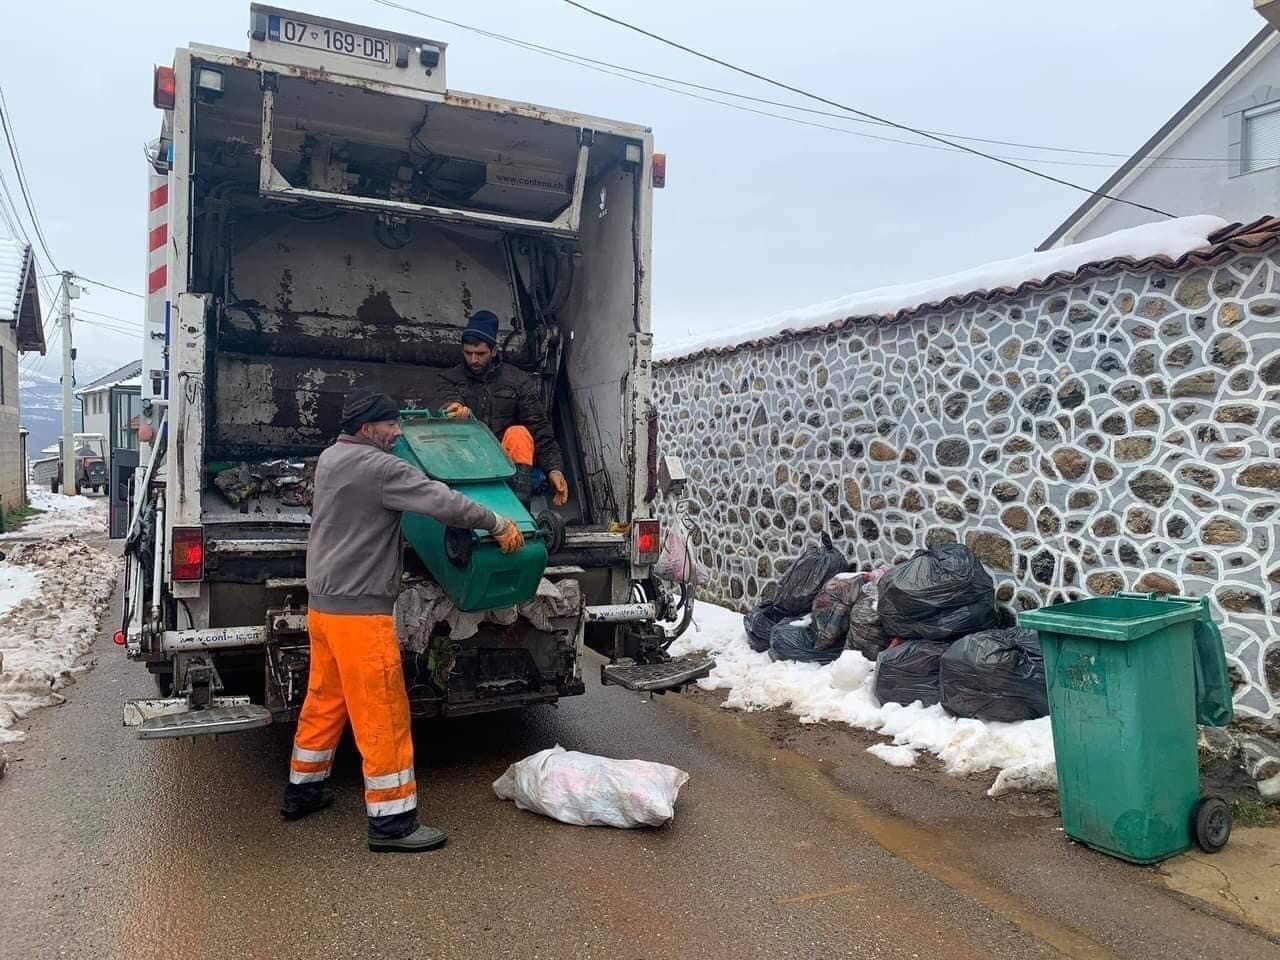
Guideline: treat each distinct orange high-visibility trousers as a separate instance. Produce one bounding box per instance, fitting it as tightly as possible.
[289,610,417,820]
[501,425,535,467]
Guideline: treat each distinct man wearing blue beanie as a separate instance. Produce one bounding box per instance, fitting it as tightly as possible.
[437,310,569,507]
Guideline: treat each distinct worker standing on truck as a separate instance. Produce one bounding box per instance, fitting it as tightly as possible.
[281,388,525,853]
[437,311,571,507]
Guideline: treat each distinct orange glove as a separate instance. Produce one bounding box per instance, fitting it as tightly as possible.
[444,402,471,419]
[548,470,569,508]
[492,518,525,554]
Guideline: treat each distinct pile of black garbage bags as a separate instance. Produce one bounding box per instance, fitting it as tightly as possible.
[743,539,1049,723]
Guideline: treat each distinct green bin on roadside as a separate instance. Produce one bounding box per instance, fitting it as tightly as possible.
[392,410,547,612]
[1018,592,1233,865]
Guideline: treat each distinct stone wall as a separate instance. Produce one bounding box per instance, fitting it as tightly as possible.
[655,250,1280,718]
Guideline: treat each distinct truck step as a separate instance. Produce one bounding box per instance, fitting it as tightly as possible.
[601,654,715,693]
[136,703,273,740]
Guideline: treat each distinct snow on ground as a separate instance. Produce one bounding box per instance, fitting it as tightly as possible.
[670,602,1056,797]
[9,488,101,540]
[0,491,119,744]
[655,215,1227,361]
[0,566,38,618]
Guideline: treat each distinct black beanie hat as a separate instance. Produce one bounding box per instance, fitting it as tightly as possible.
[462,310,499,347]
[340,388,399,435]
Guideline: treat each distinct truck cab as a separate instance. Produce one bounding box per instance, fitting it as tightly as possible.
[121,5,707,739]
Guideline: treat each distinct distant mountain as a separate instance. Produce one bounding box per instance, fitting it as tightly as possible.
[19,360,117,461]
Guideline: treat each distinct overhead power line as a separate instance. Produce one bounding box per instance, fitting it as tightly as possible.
[0,85,61,269]
[77,307,141,326]
[559,0,1178,217]
[76,275,144,298]
[371,0,1252,169]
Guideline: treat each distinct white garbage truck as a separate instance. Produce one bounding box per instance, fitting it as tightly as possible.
[120,5,706,738]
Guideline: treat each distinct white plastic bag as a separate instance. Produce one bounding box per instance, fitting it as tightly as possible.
[492,745,690,828]
[652,527,709,586]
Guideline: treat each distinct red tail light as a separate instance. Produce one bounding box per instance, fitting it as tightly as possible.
[113,630,126,646]
[154,65,176,110]
[633,519,661,565]
[172,526,205,581]
[651,152,667,189]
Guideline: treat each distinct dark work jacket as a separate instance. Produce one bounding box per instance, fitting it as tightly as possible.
[436,360,564,473]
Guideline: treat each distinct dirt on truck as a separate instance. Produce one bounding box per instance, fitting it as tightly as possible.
[119,4,708,740]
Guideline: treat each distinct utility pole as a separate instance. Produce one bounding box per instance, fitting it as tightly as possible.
[60,271,75,495]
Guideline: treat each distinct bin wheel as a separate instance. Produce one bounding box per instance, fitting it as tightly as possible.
[1192,797,1232,854]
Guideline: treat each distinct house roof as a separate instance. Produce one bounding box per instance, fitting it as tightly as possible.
[76,358,143,395]
[0,237,45,353]
[655,215,1280,366]
[1038,26,1278,251]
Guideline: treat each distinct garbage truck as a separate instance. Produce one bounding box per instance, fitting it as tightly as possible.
[119,5,706,739]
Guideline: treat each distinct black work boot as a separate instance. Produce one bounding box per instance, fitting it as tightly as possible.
[280,783,335,821]
[368,823,449,853]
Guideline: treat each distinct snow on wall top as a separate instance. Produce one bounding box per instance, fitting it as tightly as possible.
[654,214,1245,365]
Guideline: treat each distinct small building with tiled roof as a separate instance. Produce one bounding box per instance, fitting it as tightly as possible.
[0,237,46,515]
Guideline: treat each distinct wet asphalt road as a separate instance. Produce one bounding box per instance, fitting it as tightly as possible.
[1,611,1276,960]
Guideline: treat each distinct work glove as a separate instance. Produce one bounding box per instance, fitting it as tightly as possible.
[492,518,525,554]
[548,470,570,508]
[444,402,471,419]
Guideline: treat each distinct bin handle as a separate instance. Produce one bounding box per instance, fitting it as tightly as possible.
[1115,590,1208,612]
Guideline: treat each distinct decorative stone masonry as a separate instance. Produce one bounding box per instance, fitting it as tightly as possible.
[655,245,1280,719]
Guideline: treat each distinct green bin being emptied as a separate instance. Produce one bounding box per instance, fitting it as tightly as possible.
[392,410,547,612]
[1018,592,1234,865]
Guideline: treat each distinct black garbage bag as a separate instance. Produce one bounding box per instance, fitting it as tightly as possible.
[811,575,863,649]
[773,534,848,616]
[745,602,787,653]
[769,620,844,664]
[846,598,887,660]
[939,628,1048,722]
[878,543,996,642]
[874,640,950,707]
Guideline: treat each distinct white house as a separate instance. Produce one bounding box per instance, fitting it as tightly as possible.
[0,238,46,517]
[1041,26,1280,249]
[76,358,142,473]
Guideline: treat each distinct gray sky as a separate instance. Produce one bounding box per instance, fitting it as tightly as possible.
[1,0,1266,374]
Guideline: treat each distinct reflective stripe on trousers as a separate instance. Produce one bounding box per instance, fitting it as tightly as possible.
[289,610,418,819]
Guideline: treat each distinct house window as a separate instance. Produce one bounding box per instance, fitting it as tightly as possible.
[1243,102,1280,173]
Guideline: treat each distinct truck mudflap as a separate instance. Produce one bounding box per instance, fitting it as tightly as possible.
[124,697,273,739]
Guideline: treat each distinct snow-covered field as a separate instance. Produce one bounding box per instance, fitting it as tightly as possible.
[0,491,120,744]
[670,602,1056,797]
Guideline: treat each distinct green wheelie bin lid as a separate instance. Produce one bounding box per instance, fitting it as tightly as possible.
[396,410,516,483]
[1017,594,1204,642]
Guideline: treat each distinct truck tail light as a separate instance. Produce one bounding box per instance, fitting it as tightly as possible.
[113,630,126,646]
[154,65,176,110]
[651,153,666,189]
[633,519,661,566]
[172,526,205,581]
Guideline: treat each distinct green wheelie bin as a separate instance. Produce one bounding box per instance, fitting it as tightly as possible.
[392,410,548,612]
[1018,592,1234,864]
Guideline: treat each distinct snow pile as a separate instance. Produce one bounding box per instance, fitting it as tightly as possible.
[0,566,38,618]
[0,496,119,743]
[8,488,104,541]
[655,214,1227,362]
[670,602,1056,796]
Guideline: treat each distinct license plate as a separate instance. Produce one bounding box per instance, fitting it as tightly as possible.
[267,15,391,65]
